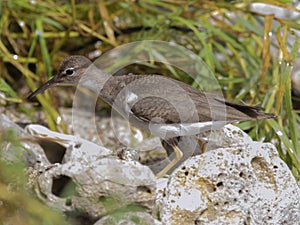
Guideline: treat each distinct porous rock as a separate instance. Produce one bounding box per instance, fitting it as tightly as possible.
[25,125,156,219]
[94,212,162,225]
[156,124,300,225]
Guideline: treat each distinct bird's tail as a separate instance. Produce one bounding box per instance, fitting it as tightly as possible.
[223,100,277,120]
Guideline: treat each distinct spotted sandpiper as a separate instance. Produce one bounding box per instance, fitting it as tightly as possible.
[28,55,276,177]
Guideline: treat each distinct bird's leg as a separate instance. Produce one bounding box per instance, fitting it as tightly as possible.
[197,138,207,153]
[156,140,183,178]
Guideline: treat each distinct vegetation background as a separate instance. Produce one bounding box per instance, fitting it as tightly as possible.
[0,0,300,224]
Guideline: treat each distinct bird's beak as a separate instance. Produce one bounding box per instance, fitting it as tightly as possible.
[27,76,59,100]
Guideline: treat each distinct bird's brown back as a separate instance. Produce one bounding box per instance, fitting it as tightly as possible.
[99,74,275,124]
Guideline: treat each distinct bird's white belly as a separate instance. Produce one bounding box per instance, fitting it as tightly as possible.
[148,120,227,139]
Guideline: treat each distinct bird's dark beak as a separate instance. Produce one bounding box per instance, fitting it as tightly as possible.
[27,76,59,100]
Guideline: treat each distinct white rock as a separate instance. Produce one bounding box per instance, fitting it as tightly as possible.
[94,212,162,225]
[25,124,156,219]
[157,124,300,225]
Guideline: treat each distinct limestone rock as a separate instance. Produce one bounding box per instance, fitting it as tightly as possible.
[2,113,299,224]
[25,124,156,219]
[157,124,300,225]
[94,212,162,225]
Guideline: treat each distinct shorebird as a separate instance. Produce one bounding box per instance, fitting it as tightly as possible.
[28,55,276,177]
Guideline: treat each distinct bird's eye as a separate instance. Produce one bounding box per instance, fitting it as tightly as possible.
[65,68,75,76]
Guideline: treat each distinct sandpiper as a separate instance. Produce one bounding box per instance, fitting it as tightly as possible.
[28,55,276,177]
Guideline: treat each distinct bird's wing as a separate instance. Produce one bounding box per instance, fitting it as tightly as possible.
[167,79,275,121]
[123,75,216,123]
[130,96,209,123]
[110,75,274,124]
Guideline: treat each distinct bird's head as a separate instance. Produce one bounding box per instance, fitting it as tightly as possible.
[27,55,92,99]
